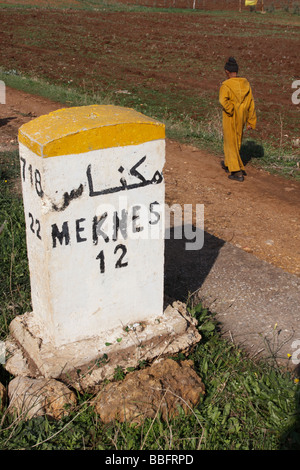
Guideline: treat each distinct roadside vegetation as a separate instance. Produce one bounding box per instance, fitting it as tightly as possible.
[1,67,299,181]
[0,3,299,179]
[0,150,300,450]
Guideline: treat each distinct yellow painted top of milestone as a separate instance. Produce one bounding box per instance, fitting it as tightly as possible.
[18,105,165,157]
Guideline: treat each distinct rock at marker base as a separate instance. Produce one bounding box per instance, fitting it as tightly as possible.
[93,358,205,424]
[7,376,77,421]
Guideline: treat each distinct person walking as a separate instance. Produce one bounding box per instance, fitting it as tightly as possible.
[219,57,257,182]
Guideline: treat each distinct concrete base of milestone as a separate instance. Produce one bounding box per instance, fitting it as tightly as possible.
[5,301,201,393]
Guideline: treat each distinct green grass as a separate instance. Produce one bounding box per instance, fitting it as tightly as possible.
[0,5,299,180]
[0,0,299,18]
[1,68,299,181]
[0,152,299,450]
[0,152,31,343]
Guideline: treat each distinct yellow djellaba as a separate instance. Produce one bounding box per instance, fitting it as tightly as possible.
[219,57,257,181]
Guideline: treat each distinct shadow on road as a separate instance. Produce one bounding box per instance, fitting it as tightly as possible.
[164,228,225,302]
[0,117,17,128]
[240,139,265,166]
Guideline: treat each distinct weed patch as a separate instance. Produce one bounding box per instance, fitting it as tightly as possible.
[0,179,299,452]
[0,297,299,449]
[0,151,30,342]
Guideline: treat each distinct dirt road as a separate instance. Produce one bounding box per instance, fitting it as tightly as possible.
[1,85,300,279]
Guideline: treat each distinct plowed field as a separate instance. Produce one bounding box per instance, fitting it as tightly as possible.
[0,7,299,147]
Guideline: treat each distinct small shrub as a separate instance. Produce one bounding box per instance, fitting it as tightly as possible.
[293,2,300,14]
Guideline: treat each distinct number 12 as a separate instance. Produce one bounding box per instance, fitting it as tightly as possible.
[96,244,128,274]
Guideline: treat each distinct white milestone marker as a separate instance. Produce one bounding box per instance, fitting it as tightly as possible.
[7,105,201,386]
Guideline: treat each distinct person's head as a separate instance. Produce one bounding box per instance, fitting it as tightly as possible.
[224,57,238,78]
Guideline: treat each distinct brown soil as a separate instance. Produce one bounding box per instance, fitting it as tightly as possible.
[1,85,300,278]
[0,9,299,147]
[2,0,293,11]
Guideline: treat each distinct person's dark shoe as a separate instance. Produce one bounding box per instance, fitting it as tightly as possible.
[221,160,229,173]
[228,171,244,182]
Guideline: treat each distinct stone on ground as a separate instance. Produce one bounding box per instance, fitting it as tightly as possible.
[8,376,77,420]
[93,358,205,424]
